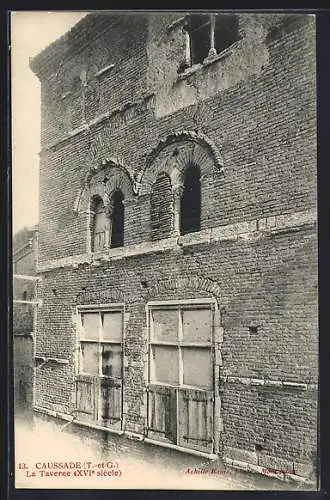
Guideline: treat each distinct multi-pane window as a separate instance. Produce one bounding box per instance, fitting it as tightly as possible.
[76,307,124,430]
[79,309,123,378]
[147,301,215,453]
[149,304,213,390]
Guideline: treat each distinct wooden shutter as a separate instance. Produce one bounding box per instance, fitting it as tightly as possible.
[178,388,214,453]
[98,378,122,430]
[148,385,177,444]
[75,374,98,423]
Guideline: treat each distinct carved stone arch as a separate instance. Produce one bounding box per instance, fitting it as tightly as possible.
[136,130,224,196]
[74,158,135,216]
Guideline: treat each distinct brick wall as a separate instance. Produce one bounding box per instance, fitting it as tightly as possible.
[31,13,318,482]
[34,227,317,466]
[35,15,316,264]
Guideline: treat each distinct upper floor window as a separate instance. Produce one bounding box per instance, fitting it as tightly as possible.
[185,14,239,66]
[180,164,201,235]
[91,196,106,252]
[150,173,174,241]
[110,190,124,249]
[90,191,125,252]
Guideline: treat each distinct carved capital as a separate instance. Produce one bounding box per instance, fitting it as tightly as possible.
[173,184,185,199]
[104,201,114,218]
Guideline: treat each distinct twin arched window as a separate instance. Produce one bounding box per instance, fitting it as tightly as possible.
[91,190,125,252]
[90,164,201,251]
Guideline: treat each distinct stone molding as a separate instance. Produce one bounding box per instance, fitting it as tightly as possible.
[73,161,135,215]
[136,130,224,195]
[38,209,316,273]
[220,375,317,392]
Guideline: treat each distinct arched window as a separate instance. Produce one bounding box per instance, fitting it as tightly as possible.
[92,196,106,252]
[150,173,174,240]
[110,190,124,248]
[180,164,201,235]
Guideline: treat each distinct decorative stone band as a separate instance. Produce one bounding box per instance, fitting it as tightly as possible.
[37,208,317,273]
[220,375,318,392]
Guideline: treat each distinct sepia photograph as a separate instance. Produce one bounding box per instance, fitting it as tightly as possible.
[11,10,319,491]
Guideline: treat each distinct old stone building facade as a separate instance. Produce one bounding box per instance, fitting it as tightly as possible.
[30,12,318,484]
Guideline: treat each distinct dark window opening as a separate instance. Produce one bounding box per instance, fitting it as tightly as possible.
[22,291,27,301]
[92,196,106,252]
[180,164,201,235]
[150,173,174,241]
[110,190,124,249]
[214,15,239,54]
[186,14,239,66]
[188,15,211,65]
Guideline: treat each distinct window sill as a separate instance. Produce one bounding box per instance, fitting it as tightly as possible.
[144,438,218,460]
[74,419,124,435]
[176,41,241,82]
[37,209,317,273]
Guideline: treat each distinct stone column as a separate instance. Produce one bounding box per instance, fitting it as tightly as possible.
[86,208,94,253]
[208,14,217,57]
[104,198,114,249]
[184,30,191,66]
[173,184,184,237]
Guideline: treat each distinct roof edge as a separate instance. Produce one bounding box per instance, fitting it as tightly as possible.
[29,13,103,78]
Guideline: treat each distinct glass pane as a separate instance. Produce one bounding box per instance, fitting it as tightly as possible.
[81,342,99,375]
[182,308,212,343]
[183,347,212,388]
[151,309,179,342]
[102,344,122,378]
[81,312,99,340]
[102,312,122,341]
[151,346,179,385]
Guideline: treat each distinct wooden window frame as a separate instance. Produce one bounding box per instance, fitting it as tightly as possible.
[147,299,216,392]
[76,304,124,380]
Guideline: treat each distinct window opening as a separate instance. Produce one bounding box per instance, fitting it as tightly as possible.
[180,164,201,235]
[110,190,124,248]
[185,14,239,66]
